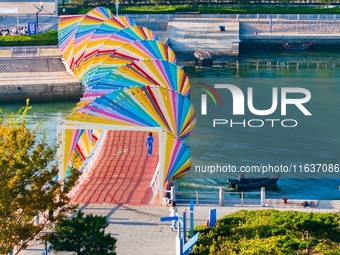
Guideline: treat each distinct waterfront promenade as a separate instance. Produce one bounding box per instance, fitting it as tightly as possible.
[19,200,340,255]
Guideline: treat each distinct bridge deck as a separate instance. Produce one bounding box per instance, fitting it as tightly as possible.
[71,130,159,205]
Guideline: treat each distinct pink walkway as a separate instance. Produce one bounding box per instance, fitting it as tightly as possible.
[71,130,159,205]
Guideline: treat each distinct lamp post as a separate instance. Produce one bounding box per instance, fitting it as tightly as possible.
[55,0,58,16]
[115,0,119,16]
[33,5,42,30]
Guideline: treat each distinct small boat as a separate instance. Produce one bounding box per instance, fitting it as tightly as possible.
[282,42,313,50]
[227,172,280,190]
[194,48,213,67]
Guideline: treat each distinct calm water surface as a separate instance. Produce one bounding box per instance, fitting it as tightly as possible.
[1,48,339,199]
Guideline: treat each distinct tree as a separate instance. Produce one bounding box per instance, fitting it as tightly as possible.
[237,0,248,9]
[279,0,291,8]
[0,100,80,255]
[48,211,117,255]
[320,0,332,8]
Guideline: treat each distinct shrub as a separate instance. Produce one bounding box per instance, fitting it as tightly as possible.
[0,30,58,47]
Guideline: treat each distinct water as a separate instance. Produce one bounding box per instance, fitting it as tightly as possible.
[183,48,340,200]
[0,100,78,144]
[1,48,340,200]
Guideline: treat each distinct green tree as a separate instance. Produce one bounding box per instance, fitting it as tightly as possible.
[320,0,332,8]
[0,101,79,255]
[279,0,291,8]
[48,211,117,255]
[237,0,249,9]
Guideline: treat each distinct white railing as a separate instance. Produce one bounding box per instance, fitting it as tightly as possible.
[174,188,262,206]
[119,14,340,22]
[68,130,108,198]
[148,162,160,205]
[237,13,340,21]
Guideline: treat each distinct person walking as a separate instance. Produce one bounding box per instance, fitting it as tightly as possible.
[169,201,178,231]
[146,132,154,156]
[40,0,44,10]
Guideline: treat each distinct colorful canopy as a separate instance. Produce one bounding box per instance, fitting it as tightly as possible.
[57,7,195,185]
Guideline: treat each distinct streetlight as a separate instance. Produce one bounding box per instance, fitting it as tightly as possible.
[33,4,42,31]
[115,0,119,16]
[55,0,58,16]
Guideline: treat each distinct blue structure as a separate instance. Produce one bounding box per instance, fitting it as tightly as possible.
[28,22,36,34]
[209,208,216,227]
[160,201,200,255]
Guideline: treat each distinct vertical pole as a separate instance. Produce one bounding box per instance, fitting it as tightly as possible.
[241,191,244,206]
[171,186,175,202]
[35,214,39,225]
[176,236,183,255]
[257,14,259,22]
[196,191,198,205]
[236,14,239,21]
[115,0,119,16]
[190,201,194,238]
[158,130,164,203]
[183,210,187,243]
[55,0,58,16]
[261,187,266,207]
[45,240,48,255]
[178,216,181,238]
[219,187,224,206]
[54,0,58,16]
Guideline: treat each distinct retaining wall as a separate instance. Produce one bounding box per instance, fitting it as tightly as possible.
[0,82,83,102]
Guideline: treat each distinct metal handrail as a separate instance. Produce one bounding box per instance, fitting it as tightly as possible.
[148,162,160,205]
[174,189,262,206]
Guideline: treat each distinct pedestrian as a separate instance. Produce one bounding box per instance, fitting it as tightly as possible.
[146,132,154,156]
[40,0,44,10]
[169,201,178,231]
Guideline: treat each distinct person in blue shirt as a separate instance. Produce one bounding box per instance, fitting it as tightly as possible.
[146,132,154,156]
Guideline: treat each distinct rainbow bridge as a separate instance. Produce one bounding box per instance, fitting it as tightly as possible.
[56,7,196,205]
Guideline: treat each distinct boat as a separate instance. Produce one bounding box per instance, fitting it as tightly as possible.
[194,48,213,67]
[282,42,313,50]
[227,172,280,190]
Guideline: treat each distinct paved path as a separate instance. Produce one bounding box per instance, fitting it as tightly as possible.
[72,130,160,205]
[1,1,57,15]
[19,201,340,255]
[0,1,59,30]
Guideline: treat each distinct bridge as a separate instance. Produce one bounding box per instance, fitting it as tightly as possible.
[71,130,160,205]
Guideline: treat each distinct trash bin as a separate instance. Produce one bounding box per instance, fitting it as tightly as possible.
[219,26,225,31]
